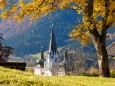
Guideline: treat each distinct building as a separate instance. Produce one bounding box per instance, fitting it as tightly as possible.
[34,26,72,76]
[59,49,73,75]
[44,27,60,76]
[107,42,115,57]
[34,26,60,76]
[106,42,115,70]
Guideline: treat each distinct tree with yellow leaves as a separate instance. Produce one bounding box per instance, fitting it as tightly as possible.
[0,0,7,9]
[0,0,115,77]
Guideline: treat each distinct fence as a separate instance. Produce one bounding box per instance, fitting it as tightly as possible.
[0,62,26,71]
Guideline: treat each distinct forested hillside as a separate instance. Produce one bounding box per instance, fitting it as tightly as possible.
[1,9,80,56]
[0,9,114,57]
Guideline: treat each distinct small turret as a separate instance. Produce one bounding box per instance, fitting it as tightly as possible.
[62,48,68,66]
[38,49,46,68]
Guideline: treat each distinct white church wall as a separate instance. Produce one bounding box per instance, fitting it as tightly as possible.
[34,69,42,75]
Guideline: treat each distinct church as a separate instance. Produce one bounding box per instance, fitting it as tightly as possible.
[34,26,73,76]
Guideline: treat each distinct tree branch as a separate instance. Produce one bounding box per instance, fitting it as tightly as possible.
[84,0,100,41]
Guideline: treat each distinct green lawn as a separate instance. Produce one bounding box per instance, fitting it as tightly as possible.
[0,66,115,86]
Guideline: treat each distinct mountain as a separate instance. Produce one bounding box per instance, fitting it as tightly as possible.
[0,9,81,57]
[0,9,115,57]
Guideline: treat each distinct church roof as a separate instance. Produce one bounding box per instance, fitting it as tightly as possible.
[107,42,115,57]
[34,64,41,69]
[49,26,57,53]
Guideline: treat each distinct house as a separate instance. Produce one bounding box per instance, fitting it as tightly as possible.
[107,42,115,57]
[107,42,115,70]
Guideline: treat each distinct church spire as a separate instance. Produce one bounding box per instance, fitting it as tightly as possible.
[49,24,57,53]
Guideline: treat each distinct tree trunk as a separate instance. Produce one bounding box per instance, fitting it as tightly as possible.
[84,0,110,77]
[93,37,110,77]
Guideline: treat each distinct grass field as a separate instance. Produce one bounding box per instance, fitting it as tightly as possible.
[0,66,115,86]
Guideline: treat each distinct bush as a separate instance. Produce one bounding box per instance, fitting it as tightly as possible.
[82,73,89,76]
[82,73,99,77]
[28,67,34,73]
[110,70,115,78]
[91,73,99,77]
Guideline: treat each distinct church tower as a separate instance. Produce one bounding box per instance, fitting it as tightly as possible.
[44,25,59,76]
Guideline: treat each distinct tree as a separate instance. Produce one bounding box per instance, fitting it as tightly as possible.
[0,0,115,77]
[72,0,114,77]
[69,50,87,75]
[0,33,13,61]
